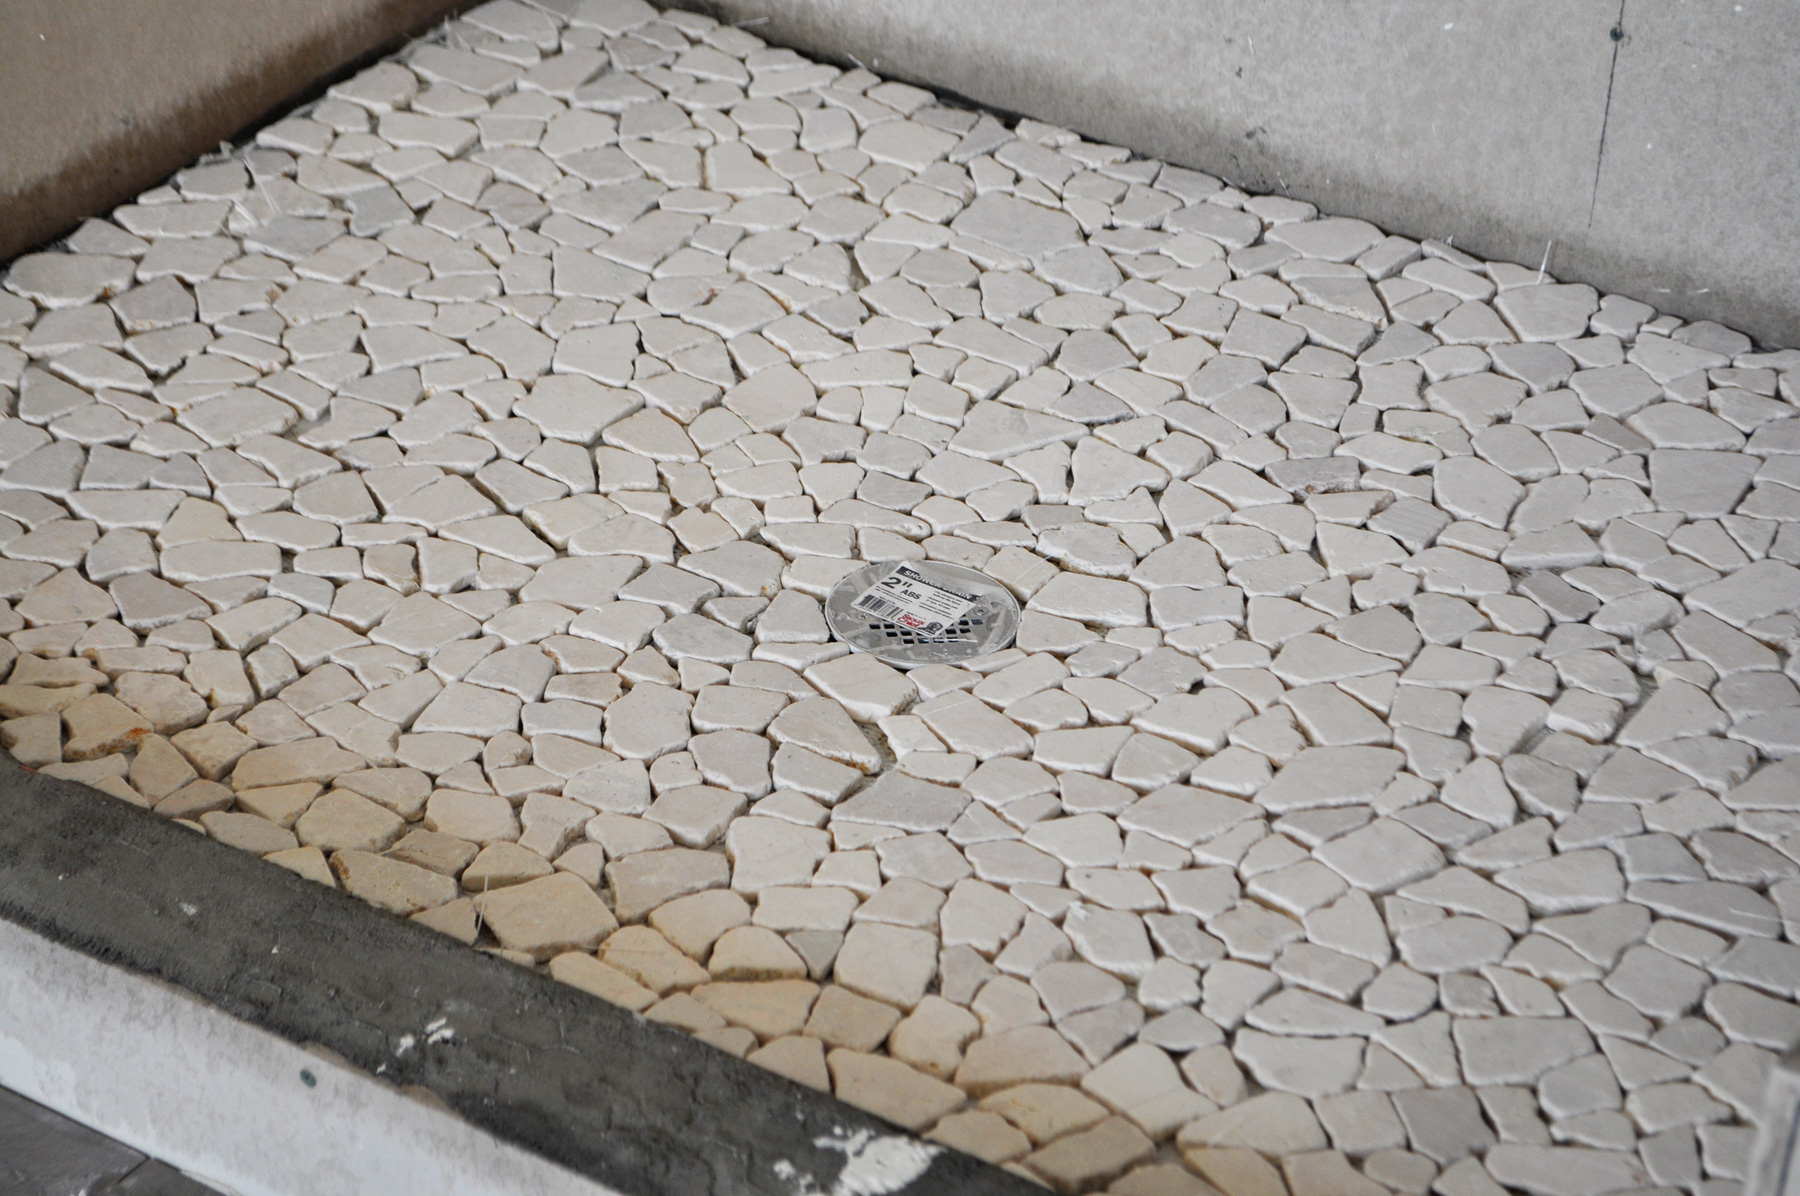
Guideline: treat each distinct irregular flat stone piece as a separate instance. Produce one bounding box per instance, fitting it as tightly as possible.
[330,849,459,914]
[1483,1145,1649,1196]
[231,739,366,791]
[0,17,1790,1193]
[472,872,619,961]
[827,1049,966,1131]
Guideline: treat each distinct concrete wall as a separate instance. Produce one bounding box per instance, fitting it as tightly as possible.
[0,0,463,264]
[0,921,623,1196]
[691,0,1800,349]
[2,0,1796,347]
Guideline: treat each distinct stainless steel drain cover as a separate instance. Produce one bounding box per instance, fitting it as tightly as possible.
[825,560,1020,668]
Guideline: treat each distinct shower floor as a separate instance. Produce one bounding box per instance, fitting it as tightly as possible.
[2,3,1798,1193]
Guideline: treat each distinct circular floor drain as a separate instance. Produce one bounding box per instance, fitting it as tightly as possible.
[824,560,1021,668]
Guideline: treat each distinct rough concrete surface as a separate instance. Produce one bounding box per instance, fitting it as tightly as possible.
[0,759,1029,1196]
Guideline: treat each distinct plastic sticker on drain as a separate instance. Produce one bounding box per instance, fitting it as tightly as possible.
[849,563,979,634]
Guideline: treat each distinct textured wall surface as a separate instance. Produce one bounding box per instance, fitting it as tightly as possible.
[689,0,1800,348]
[3,2,1795,342]
[0,0,466,264]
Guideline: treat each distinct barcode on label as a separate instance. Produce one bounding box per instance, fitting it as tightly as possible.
[856,596,904,620]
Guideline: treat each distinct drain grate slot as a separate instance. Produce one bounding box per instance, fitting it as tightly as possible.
[868,615,988,646]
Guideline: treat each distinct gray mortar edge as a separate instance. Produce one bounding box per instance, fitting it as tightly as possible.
[0,756,1041,1196]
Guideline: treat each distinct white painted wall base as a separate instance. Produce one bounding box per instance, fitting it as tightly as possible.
[0,920,623,1196]
[1749,1052,1800,1196]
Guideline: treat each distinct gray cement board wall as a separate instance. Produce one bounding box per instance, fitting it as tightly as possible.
[0,0,466,264]
[4,1,1794,345]
[693,0,1800,349]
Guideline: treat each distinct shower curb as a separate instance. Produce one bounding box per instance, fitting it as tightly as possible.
[0,758,1032,1196]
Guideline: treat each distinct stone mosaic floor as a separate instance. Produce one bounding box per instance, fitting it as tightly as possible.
[3,2,1800,1193]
